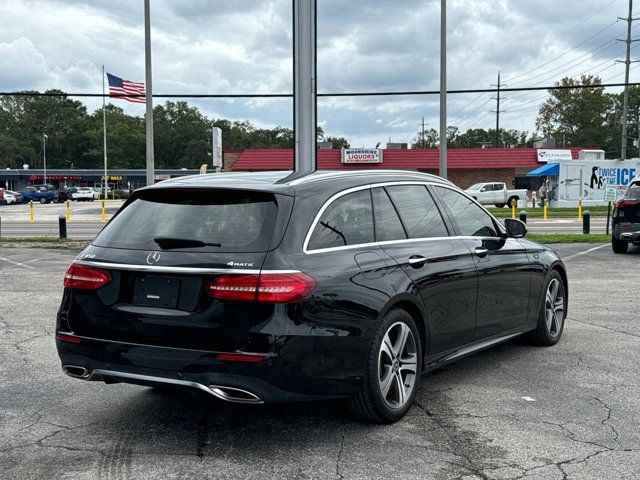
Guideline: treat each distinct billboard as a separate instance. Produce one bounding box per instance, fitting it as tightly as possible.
[212,127,222,168]
[341,148,383,164]
[554,159,639,206]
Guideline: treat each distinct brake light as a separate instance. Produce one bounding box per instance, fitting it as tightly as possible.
[207,272,315,303]
[64,263,111,290]
[616,199,640,207]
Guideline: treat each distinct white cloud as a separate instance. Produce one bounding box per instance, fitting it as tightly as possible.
[0,0,631,147]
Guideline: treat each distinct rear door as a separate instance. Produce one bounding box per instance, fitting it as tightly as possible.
[373,184,478,354]
[66,188,292,351]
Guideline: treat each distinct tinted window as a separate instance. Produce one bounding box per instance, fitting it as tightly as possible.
[372,188,407,242]
[386,185,448,238]
[93,189,278,252]
[434,187,499,237]
[308,190,374,250]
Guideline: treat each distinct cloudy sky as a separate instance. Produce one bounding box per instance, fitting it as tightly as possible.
[0,0,635,147]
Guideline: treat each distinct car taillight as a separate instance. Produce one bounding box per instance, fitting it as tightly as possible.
[207,273,315,303]
[64,263,111,290]
[616,199,640,207]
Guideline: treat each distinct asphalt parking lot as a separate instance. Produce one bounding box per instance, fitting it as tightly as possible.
[1,244,639,479]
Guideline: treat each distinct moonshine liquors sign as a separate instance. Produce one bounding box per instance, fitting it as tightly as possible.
[341,148,383,164]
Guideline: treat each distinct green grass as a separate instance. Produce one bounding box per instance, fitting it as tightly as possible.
[0,237,90,247]
[489,206,610,218]
[525,233,610,244]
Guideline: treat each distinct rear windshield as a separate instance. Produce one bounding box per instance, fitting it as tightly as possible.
[93,189,278,252]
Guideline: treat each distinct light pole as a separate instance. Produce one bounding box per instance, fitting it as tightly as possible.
[43,133,48,185]
[439,0,447,179]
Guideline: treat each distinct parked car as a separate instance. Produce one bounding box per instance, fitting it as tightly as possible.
[90,187,102,200]
[55,188,73,203]
[71,187,96,201]
[611,176,640,254]
[0,189,23,205]
[465,182,527,208]
[56,170,568,423]
[22,184,58,204]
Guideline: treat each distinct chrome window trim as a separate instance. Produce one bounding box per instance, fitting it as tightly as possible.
[303,180,509,255]
[73,260,300,275]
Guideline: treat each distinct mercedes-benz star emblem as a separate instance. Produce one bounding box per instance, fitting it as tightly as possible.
[146,251,161,265]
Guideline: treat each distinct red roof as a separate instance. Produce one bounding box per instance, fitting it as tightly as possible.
[231,147,586,171]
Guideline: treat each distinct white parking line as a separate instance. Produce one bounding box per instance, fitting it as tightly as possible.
[562,244,609,261]
[0,256,38,269]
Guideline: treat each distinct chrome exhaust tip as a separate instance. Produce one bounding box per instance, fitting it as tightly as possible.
[62,365,90,379]
[209,385,263,404]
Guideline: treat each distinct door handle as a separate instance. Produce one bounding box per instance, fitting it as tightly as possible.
[408,255,427,268]
[475,247,489,258]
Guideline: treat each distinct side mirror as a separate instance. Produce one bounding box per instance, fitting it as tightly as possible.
[504,218,527,238]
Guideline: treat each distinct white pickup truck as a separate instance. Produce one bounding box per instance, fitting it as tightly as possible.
[464,182,527,208]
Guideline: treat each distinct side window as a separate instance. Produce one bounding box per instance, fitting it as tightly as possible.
[434,187,499,238]
[385,185,448,238]
[308,189,374,250]
[371,187,407,242]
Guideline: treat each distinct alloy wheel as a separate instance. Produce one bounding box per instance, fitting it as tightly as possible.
[378,321,418,409]
[545,278,565,337]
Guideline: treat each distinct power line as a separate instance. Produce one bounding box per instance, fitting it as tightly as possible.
[4,82,639,99]
[503,19,621,83]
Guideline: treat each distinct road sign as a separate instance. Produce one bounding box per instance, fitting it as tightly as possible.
[604,185,617,202]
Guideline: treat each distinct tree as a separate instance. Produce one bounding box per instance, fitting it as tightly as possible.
[153,101,211,169]
[325,136,350,149]
[411,128,439,148]
[0,90,89,169]
[536,75,612,149]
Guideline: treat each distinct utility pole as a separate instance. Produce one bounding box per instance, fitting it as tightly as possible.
[419,117,426,148]
[439,0,447,178]
[618,0,638,160]
[491,71,505,148]
[144,0,155,185]
[293,0,317,173]
[636,104,640,156]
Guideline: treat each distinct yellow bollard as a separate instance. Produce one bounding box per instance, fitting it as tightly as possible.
[511,198,516,219]
[543,204,548,220]
[66,200,71,222]
[29,201,34,223]
[101,200,106,222]
[578,198,582,219]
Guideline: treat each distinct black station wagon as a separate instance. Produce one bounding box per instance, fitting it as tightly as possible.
[56,170,568,423]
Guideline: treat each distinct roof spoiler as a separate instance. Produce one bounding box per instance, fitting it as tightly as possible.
[276,170,315,184]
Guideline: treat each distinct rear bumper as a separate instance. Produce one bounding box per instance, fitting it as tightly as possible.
[613,224,640,242]
[56,333,365,403]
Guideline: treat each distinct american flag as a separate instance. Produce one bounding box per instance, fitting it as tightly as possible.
[107,73,146,103]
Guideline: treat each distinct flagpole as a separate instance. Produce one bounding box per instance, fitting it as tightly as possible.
[144,0,154,186]
[102,65,108,198]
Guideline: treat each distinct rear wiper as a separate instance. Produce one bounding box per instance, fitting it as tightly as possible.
[153,237,222,249]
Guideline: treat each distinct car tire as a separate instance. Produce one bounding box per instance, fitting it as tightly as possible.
[39,197,47,204]
[612,238,628,254]
[525,271,566,347]
[347,308,422,423]
[494,203,505,208]
[507,196,518,208]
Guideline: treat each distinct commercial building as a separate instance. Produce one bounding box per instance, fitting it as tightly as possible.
[226,147,589,190]
[0,168,198,192]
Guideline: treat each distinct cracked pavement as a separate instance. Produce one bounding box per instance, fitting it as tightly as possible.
[0,244,639,479]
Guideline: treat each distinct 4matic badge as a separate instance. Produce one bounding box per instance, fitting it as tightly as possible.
[227,261,254,268]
